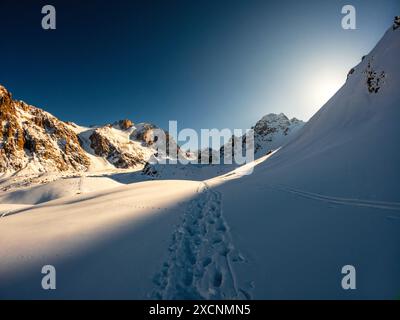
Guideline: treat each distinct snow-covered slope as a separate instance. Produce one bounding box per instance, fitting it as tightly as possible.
[0,176,123,205]
[254,24,400,201]
[0,180,201,299]
[208,22,400,299]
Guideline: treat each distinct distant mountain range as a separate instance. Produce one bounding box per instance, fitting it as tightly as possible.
[0,84,304,176]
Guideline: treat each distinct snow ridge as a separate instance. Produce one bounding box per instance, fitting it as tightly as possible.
[151,182,250,300]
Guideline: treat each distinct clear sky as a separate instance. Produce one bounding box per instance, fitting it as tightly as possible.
[1,0,399,134]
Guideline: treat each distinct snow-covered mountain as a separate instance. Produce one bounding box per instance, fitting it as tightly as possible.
[0,86,90,174]
[220,113,304,160]
[0,85,179,176]
[143,113,304,179]
[1,83,302,181]
[252,113,304,155]
[77,121,155,170]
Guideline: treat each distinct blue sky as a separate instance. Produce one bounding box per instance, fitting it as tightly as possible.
[1,0,399,135]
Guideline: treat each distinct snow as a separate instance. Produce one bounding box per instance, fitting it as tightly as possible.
[76,127,118,172]
[254,26,400,201]
[0,24,399,299]
[252,113,304,158]
[0,180,201,299]
[206,25,400,299]
[0,176,123,206]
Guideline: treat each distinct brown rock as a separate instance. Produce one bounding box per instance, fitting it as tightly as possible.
[0,84,90,173]
[118,119,133,130]
[89,128,145,168]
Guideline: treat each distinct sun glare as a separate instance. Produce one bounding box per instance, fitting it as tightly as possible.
[309,71,345,110]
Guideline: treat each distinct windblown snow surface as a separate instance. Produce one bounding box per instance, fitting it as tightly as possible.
[0,26,399,299]
[205,26,400,299]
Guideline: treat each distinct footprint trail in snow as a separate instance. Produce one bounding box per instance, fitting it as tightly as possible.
[151,182,251,300]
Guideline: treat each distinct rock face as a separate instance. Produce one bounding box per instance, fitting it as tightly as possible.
[393,16,400,30]
[0,85,90,173]
[0,85,181,174]
[252,113,304,155]
[118,119,133,130]
[365,60,385,93]
[87,120,183,169]
[130,123,158,145]
[88,125,148,169]
[220,113,304,161]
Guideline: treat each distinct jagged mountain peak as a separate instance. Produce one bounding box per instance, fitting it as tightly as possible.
[0,85,17,119]
[0,85,183,174]
[250,113,305,156]
[0,86,165,174]
[0,84,10,99]
[259,112,287,121]
[0,85,91,174]
[1,84,305,176]
[253,113,304,134]
[256,112,302,125]
[111,119,134,130]
[214,112,306,166]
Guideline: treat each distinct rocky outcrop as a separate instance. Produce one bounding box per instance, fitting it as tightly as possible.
[0,85,90,173]
[364,60,385,94]
[130,123,158,145]
[220,113,305,161]
[117,119,134,130]
[393,16,400,30]
[89,126,147,169]
[251,113,304,154]
[347,68,355,79]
